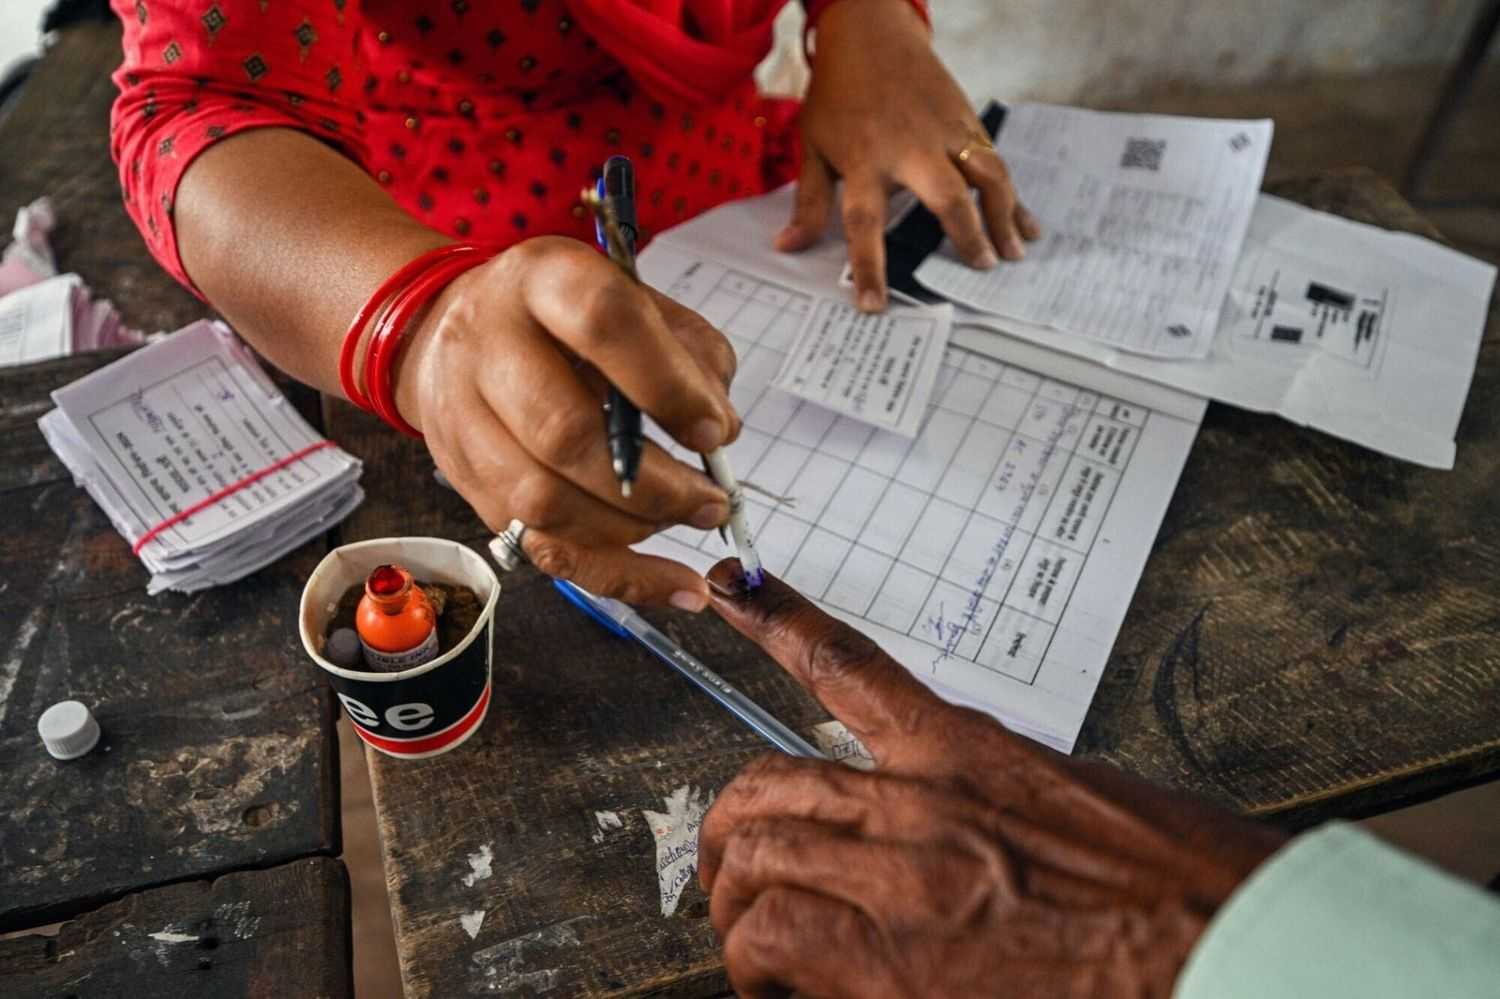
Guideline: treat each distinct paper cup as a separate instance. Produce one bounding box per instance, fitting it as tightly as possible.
[299,537,499,759]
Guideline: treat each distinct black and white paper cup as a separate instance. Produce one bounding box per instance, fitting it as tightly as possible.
[299,537,499,759]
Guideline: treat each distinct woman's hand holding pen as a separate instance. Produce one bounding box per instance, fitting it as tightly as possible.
[783,0,1041,311]
[390,235,741,611]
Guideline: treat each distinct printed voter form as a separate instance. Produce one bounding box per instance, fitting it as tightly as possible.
[636,189,1205,753]
[916,103,1272,360]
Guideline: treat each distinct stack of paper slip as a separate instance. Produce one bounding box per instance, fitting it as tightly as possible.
[0,273,147,367]
[38,320,364,594]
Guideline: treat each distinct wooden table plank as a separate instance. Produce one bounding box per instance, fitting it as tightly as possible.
[327,169,1500,996]
[0,856,353,999]
[0,354,341,933]
[0,23,344,933]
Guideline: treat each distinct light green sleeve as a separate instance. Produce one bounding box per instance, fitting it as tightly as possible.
[1175,822,1500,999]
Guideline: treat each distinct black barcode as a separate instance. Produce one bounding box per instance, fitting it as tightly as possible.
[1306,282,1354,309]
[1121,138,1166,171]
[1271,325,1303,343]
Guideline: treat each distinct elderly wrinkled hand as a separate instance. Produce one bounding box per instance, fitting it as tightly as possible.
[699,559,1286,998]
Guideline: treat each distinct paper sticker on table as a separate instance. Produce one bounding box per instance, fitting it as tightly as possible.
[916,103,1272,359]
[773,299,953,437]
[635,204,1204,753]
[811,721,876,770]
[643,785,712,917]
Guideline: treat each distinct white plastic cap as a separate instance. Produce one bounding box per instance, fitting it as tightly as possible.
[38,700,101,760]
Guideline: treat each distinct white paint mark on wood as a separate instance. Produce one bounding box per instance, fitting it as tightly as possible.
[594,810,622,831]
[0,603,44,726]
[215,899,261,938]
[470,915,591,994]
[217,705,264,720]
[811,720,877,770]
[462,843,494,887]
[460,909,485,939]
[145,923,197,966]
[643,785,713,917]
[481,965,559,993]
[126,734,304,836]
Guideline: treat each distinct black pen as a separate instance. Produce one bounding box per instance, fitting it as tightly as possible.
[583,172,767,590]
[593,156,644,496]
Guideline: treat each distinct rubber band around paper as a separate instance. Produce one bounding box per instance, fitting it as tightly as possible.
[130,439,337,556]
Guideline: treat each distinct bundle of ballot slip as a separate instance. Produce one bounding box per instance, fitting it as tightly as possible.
[38,320,364,594]
[1,272,147,366]
[1,198,149,367]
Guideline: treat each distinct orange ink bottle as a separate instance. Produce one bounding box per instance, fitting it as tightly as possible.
[356,563,439,671]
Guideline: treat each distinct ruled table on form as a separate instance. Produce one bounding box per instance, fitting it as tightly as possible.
[637,246,1202,752]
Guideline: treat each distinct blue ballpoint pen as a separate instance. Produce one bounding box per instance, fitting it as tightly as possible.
[594,156,645,497]
[553,579,825,759]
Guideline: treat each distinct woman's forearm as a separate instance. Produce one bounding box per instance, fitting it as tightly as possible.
[174,128,449,397]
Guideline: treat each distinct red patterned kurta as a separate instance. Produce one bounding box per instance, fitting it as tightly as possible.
[109,0,802,295]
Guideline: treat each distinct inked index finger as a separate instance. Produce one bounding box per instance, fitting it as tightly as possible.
[707,558,949,768]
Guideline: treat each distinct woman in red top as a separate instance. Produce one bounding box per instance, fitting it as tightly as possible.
[110,0,1034,610]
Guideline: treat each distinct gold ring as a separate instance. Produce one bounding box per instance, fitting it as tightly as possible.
[955,134,994,165]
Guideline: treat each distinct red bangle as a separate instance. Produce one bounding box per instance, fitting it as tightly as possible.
[338,244,482,412]
[365,251,491,438]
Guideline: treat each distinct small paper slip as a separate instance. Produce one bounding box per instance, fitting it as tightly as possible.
[951,195,1497,468]
[915,103,1272,360]
[38,320,364,594]
[773,298,954,437]
[0,273,76,366]
[0,199,147,367]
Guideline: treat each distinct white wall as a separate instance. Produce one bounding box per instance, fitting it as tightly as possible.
[2,0,1485,100]
[936,0,1484,103]
[1,0,49,77]
[766,0,1485,103]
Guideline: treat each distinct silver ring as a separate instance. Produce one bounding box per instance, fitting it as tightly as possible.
[488,519,529,572]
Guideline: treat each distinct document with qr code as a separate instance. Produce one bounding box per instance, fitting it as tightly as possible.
[915,103,1272,360]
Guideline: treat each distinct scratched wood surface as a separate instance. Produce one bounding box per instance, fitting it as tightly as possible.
[0,856,353,998]
[0,349,342,934]
[327,169,1500,997]
[0,23,341,935]
[1080,169,1500,826]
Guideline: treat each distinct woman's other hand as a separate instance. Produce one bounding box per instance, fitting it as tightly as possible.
[783,0,1041,311]
[394,236,742,611]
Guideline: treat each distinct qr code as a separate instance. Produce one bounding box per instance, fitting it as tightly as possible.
[1121,137,1166,171]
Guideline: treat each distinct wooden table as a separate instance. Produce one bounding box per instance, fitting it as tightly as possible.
[0,24,351,997]
[5,19,1498,999]
[330,168,1500,996]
